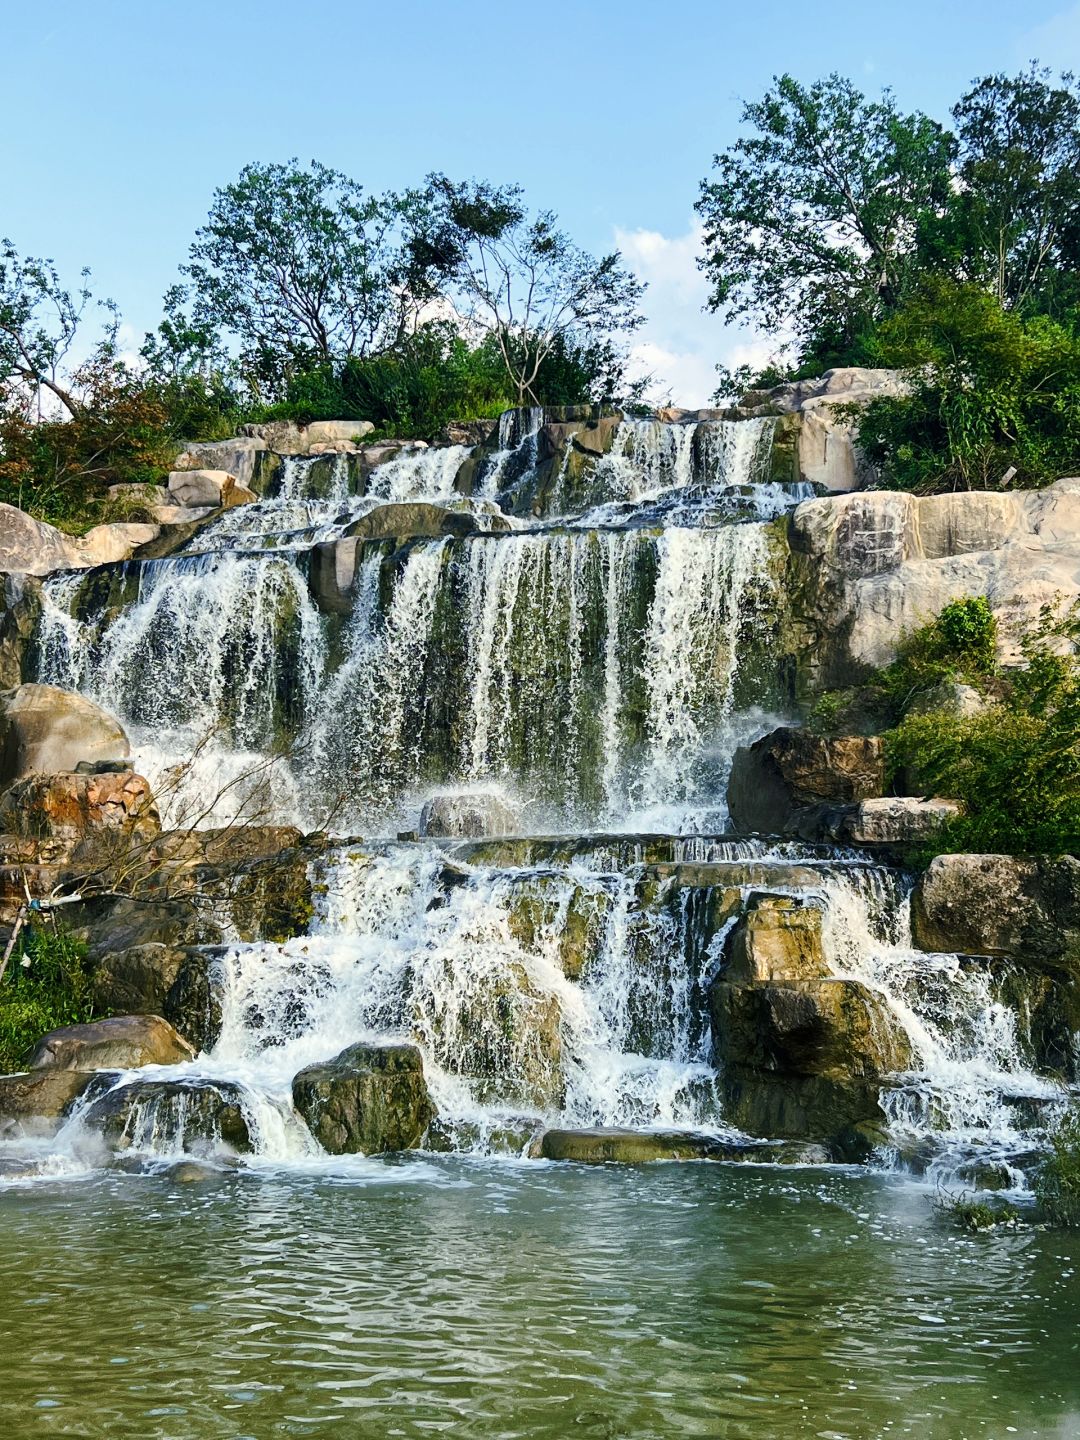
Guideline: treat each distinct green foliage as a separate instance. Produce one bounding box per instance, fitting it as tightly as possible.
[933,1188,1022,1231]
[810,597,998,733]
[856,278,1080,491]
[410,174,645,406]
[0,925,93,1073]
[1034,1109,1080,1227]
[886,604,1080,855]
[695,73,956,369]
[185,159,423,400]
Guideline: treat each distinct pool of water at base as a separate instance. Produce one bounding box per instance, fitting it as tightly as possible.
[0,1160,1077,1440]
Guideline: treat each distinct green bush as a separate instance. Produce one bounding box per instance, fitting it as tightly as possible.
[933,1189,1022,1231]
[856,279,1080,493]
[810,596,998,733]
[0,924,94,1072]
[886,604,1080,854]
[1034,1109,1080,1227]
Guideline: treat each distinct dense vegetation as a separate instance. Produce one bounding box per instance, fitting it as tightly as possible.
[0,926,93,1073]
[813,596,1080,856]
[1,166,644,528]
[700,66,1080,491]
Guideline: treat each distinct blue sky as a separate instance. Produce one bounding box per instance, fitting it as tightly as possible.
[6,0,1080,403]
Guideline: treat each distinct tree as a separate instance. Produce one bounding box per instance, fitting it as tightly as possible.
[944,66,1080,312]
[695,74,956,368]
[184,159,423,398]
[0,240,117,418]
[409,176,646,406]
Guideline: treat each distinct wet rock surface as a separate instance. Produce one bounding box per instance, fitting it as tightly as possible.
[292,1042,435,1155]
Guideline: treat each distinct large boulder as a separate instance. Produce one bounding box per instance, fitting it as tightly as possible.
[791,796,964,848]
[708,893,912,1146]
[292,1042,435,1155]
[166,469,257,509]
[911,854,1080,959]
[789,478,1080,686]
[0,575,42,689]
[419,790,520,839]
[0,505,159,577]
[0,1069,96,1136]
[727,728,885,833]
[26,1014,195,1071]
[0,683,129,785]
[537,1127,828,1165]
[0,769,159,866]
[172,437,267,492]
[242,419,374,454]
[81,1076,253,1153]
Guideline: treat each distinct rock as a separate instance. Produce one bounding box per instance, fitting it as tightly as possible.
[90,943,188,1016]
[241,419,374,454]
[0,504,158,577]
[789,478,1080,684]
[292,1042,435,1155]
[724,894,828,983]
[166,468,254,508]
[26,1015,195,1071]
[163,950,225,1053]
[83,1077,252,1153]
[172,437,267,492]
[0,769,159,867]
[824,797,963,846]
[906,681,991,720]
[0,575,42,689]
[0,683,129,785]
[911,854,1080,959]
[0,1069,95,1136]
[343,502,479,541]
[537,1127,829,1165]
[419,790,520,838]
[727,728,885,833]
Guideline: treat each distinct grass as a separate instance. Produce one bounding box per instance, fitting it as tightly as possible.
[933,1187,1022,1232]
[0,924,94,1073]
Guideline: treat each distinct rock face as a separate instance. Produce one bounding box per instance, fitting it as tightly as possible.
[173,437,267,492]
[789,478,1080,685]
[166,469,257,509]
[0,683,129,786]
[0,504,161,577]
[0,769,160,866]
[911,854,1080,959]
[292,1042,435,1154]
[419,790,520,839]
[82,1077,253,1153]
[743,367,908,493]
[0,575,42,689]
[26,1015,195,1071]
[537,1127,829,1165]
[727,728,885,833]
[709,894,912,1146]
[0,1069,96,1136]
[242,419,374,454]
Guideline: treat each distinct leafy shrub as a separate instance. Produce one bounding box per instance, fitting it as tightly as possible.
[856,279,1080,493]
[1034,1109,1080,1227]
[810,596,998,733]
[886,604,1080,854]
[0,924,93,1072]
[933,1188,1022,1231]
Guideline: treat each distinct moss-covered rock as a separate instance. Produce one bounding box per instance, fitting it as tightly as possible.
[292,1042,435,1155]
[537,1126,829,1165]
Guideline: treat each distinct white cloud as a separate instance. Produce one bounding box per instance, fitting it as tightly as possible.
[614,220,776,406]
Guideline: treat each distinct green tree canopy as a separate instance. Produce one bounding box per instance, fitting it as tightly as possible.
[695,73,955,369]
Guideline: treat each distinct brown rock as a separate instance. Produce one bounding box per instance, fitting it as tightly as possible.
[26,1015,195,1071]
[0,1068,96,1135]
[727,727,885,833]
[0,683,129,786]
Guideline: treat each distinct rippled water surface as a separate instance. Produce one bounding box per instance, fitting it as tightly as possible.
[1,1161,1077,1439]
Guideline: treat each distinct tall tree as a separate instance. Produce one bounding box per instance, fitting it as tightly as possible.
[945,66,1080,311]
[184,159,422,397]
[695,74,956,366]
[0,241,116,418]
[410,176,646,406]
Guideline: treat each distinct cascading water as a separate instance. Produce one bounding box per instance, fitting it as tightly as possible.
[20,403,1072,1185]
